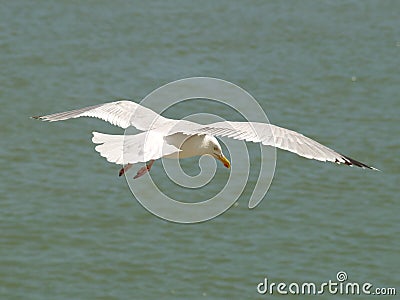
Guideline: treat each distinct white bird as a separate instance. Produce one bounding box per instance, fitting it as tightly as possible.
[32,100,377,178]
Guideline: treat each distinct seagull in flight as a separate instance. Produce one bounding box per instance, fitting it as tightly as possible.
[32,100,378,178]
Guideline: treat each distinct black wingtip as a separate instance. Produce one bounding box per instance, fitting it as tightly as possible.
[31,116,42,120]
[339,155,380,171]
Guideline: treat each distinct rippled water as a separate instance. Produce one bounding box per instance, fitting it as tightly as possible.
[1,1,399,299]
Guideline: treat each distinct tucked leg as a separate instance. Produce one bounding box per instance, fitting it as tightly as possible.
[119,163,133,177]
[133,160,155,179]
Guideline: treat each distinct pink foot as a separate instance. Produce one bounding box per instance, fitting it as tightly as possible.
[119,163,133,177]
[133,160,155,179]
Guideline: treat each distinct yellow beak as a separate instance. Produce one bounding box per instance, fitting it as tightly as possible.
[218,154,231,169]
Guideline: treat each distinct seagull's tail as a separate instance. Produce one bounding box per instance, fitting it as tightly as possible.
[92,132,126,164]
[92,131,181,166]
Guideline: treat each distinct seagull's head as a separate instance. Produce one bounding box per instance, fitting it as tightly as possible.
[204,135,230,169]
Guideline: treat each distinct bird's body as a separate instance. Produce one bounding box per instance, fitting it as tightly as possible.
[32,100,377,177]
[163,133,217,159]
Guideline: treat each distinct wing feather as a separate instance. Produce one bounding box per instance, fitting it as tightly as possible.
[171,121,377,170]
[32,100,169,131]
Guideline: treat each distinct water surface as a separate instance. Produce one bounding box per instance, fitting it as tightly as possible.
[1,1,399,299]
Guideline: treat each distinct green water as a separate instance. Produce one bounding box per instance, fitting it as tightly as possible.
[1,1,399,299]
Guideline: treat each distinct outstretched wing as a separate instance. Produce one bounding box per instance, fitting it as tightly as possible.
[169,121,378,170]
[32,100,170,131]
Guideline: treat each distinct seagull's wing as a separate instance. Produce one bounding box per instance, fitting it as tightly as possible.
[92,131,180,165]
[169,121,377,170]
[32,100,170,131]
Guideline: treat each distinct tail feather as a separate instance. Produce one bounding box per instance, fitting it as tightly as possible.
[92,132,125,164]
[91,131,180,165]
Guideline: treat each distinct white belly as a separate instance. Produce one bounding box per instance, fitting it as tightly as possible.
[163,133,207,159]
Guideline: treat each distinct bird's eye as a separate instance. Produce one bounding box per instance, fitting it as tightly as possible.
[213,146,218,151]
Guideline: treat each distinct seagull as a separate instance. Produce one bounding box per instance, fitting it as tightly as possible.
[32,100,378,178]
